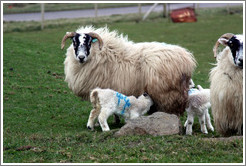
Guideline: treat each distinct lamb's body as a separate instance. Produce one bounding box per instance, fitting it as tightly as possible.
[210,47,243,136]
[63,26,196,115]
[184,85,214,135]
[87,88,153,131]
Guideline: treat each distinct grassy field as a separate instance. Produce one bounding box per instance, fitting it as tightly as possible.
[2,7,244,163]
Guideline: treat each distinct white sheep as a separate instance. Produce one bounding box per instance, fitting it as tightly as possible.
[87,88,153,131]
[184,83,214,135]
[61,26,196,116]
[210,33,243,136]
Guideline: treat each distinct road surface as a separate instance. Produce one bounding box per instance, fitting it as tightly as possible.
[3,3,243,22]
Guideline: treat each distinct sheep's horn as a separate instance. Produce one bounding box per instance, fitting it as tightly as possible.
[61,32,76,50]
[87,32,103,50]
[213,33,234,58]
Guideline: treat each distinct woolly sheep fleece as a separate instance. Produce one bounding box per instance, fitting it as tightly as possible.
[63,26,197,115]
[210,47,243,135]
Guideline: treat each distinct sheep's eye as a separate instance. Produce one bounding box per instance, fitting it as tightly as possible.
[228,41,233,47]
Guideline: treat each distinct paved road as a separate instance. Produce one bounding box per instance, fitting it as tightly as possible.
[3,3,243,22]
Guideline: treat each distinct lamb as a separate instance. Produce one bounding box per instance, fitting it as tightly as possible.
[61,25,196,116]
[184,82,214,135]
[209,33,243,136]
[87,88,153,131]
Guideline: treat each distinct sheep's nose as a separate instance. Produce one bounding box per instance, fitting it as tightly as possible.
[79,56,85,63]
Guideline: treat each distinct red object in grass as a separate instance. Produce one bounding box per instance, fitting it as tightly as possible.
[170,7,197,23]
[8,5,13,9]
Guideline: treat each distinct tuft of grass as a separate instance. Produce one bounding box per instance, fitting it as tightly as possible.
[3,6,243,163]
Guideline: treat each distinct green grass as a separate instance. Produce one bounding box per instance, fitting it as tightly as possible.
[3,7,243,163]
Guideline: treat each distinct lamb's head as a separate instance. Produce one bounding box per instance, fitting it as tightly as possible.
[213,33,243,69]
[61,32,103,63]
[139,92,154,107]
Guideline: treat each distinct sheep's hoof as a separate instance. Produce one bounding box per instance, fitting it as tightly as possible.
[87,126,92,130]
[185,131,192,135]
[186,131,192,135]
[209,127,214,132]
[102,129,110,132]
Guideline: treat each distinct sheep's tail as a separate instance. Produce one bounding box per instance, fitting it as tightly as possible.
[90,89,99,108]
[197,85,203,91]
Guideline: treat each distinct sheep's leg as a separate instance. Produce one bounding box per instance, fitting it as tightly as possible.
[184,109,188,128]
[198,113,208,134]
[184,120,188,128]
[185,112,194,135]
[87,108,100,130]
[98,110,111,131]
[205,109,214,132]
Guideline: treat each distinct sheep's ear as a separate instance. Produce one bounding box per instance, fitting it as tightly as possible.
[218,38,229,46]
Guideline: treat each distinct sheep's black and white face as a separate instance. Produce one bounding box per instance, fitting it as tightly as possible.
[227,35,243,68]
[72,33,93,63]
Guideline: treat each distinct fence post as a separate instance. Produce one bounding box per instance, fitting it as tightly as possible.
[95,3,98,18]
[167,4,170,22]
[138,3,142,15]
[196,3,199,11]
[227,4,230,14]
[163,3,167,17]
[41,3,45,30]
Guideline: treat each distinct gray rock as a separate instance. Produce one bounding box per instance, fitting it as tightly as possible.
[114,112,182,136]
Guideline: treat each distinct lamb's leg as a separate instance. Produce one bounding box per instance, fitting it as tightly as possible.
[87,108,100,130]
[198,113,208,134]
[98,109,111,131]
[184,120,188,128]
[205,109,214,132]
[184,109,188,128]
[185,112,194,135]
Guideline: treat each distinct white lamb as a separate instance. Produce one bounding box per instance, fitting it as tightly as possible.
[87,88,153,131]
[184,83,214,135]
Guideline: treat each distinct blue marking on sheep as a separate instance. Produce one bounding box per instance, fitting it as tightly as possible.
[116,92,131,115]
[92,39,98,43]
